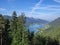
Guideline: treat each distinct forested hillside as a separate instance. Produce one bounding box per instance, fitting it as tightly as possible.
[0,11,60,45]
[41,17,60,42]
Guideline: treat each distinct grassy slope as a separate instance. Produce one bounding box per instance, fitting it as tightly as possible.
[42,17,60,40]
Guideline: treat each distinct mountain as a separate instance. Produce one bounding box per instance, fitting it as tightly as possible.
[3,15,49,26]
[3,15,12,20]
[49,17,60,28]
[42,17,60,40]
[26,17,48,26]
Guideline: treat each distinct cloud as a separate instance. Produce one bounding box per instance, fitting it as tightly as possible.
[54,0,60,3]
[27,0,60,21]
[30,0,60,14]
[26,11,60,21]
[30,0,43,14]
[34,5,60,10]
[0,8,6,11]
[28,4,60,21]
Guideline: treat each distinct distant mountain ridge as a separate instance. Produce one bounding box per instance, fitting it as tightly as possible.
[3,15,49,26]
[26,17,48,26]
[3,15,12,20]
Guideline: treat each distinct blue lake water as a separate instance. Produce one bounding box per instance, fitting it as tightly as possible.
[29,24,45,32]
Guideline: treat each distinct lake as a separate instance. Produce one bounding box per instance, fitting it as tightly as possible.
[29,24,45,33]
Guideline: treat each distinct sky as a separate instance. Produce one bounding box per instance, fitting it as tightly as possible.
[0,0,60,21]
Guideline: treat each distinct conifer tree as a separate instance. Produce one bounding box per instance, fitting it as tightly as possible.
[17,13,29,45]
[10,11,17,36]
[0,14,5,45]
[11,12,29,45]
[10,11,17,45]
[3,19,11,45]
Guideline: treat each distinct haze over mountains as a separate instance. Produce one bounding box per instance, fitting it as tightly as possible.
[26,17,48,26]
[3,15,49,25]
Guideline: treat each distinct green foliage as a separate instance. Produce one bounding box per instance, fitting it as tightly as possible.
[3,19,11,45]
[0,14,11,45]
[0,12,60,45]
[0,14,5,45]
[11,12,30,45]
[10,11,17,35]
[41,18,60,43]
[0,14,5,30]
[33,34,59,45]
[28,30,34,45]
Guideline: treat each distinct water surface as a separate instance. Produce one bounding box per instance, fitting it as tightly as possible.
[29,24,45,32]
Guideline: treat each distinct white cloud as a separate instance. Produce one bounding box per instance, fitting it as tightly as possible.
[54,0,60,3]
[30,0,60,15]
[26,11,60,21]
[34,5,60,10]
[0,8,6,11]
[27,0,60,21]
[26,4,60,21]
[30,0,43,14]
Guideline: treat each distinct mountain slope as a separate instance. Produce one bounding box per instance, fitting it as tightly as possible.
[49,17,60,28]
[42,17,60,40]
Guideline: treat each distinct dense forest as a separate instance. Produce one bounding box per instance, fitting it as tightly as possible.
[0,11,60,45]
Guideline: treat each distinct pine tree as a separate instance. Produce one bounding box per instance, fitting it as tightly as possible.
[11,12,30,45]
[0,14,5,45]
[11,15,23,45]
[10,11,17,36]
[17,13,29,45]
[10,11,17,45]
[3,19,11,45]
